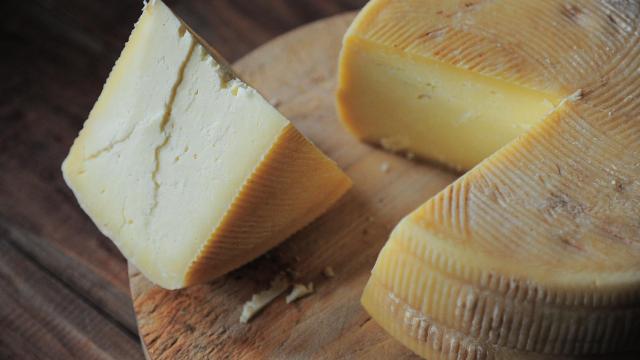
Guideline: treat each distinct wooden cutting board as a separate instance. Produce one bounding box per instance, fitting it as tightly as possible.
[129,12,457,359]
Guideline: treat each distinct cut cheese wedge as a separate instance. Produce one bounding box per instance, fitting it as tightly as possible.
[354,0,640,358]
[62,0,351,289]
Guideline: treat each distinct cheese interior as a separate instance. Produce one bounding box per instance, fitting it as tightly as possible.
[147,48,288,284]
[338,37,561,170]
[63,1,289,288]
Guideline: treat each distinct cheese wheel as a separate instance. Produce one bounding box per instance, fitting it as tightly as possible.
[343,0,640,358]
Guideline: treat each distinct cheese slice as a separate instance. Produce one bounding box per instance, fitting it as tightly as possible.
[62,0,351,289]
[352,0,640,358]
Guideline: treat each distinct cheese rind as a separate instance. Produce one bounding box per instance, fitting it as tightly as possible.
[355,0,640,358]
[363,103,640,358]
[62,0,351,289]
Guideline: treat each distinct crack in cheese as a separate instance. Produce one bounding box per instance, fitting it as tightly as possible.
[349,0,640,358]
[62,0,351,289]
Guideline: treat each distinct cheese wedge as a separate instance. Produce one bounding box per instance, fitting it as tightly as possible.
[62,0,351,289]
[355,0,640,358]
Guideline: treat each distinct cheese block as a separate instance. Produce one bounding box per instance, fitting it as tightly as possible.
[355,0,640,358]
[62,0,351,290]
[336,0,636,170]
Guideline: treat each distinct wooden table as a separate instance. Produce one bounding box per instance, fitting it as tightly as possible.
[0,1,366,358]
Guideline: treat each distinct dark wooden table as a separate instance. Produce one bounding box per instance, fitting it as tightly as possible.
[0,1,366,358]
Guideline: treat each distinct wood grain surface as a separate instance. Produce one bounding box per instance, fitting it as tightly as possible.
[0,1,366,359]
[130,12,458,359]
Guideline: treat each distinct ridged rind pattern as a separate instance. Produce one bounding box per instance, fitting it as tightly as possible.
[185,124,352,285]
[351,0,639,96]
[365,216,640,358]
[364,104,640,358]
[419,103,640,272]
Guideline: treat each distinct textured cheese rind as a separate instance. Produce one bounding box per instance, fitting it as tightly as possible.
[185,124,352,286]
[363,275,636,360]
[345,0,638,95]
[357,0,640,358]
[62,0,351,289]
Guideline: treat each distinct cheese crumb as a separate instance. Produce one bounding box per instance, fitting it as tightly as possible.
[379,161,390,173]
[323,266,335,278]
[285,282,314,304]
[240,274,289,323]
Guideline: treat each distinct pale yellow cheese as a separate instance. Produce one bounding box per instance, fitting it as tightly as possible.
[62,0,351,289]
[338,36,560,170]
[352,0,640,358]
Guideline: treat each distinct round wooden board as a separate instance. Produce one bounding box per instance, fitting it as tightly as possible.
[129,13,456,359]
